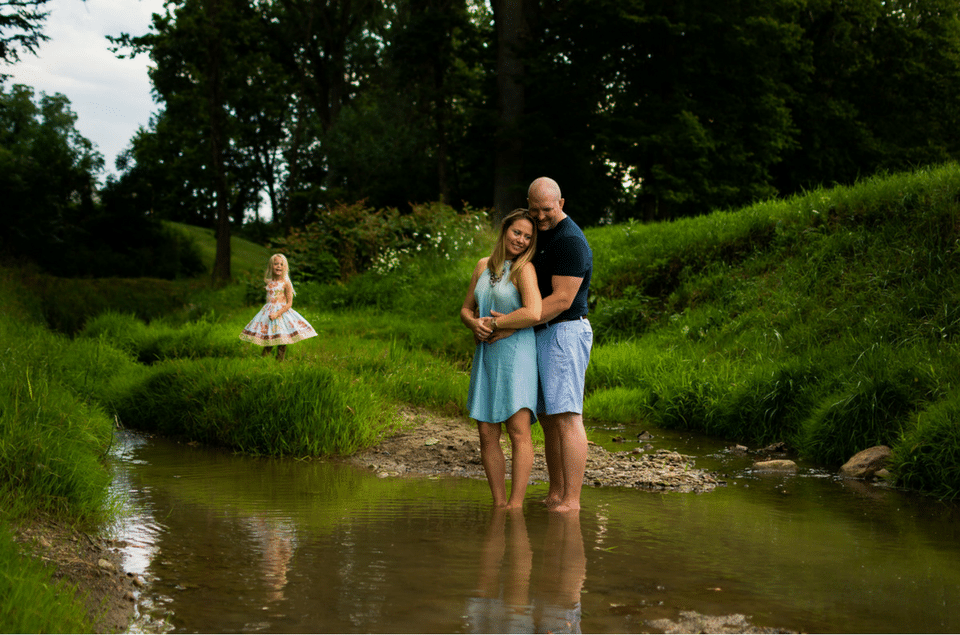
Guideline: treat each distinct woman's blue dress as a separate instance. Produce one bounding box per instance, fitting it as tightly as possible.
[467,261,538,424]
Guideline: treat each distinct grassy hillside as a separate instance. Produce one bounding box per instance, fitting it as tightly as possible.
[580,164,960,495]
[165,221,273,277]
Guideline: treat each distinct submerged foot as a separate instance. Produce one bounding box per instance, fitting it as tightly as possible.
[549,501,581,513]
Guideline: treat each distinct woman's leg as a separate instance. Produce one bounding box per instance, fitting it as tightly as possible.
[477,421,507,506]
[276,345,287,361]
[504,409,534,508]
[261,346,273,357]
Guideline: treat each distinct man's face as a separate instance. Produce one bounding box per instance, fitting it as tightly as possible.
[528,193,565,231]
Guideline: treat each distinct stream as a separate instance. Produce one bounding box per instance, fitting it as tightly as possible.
[108,424,960,633]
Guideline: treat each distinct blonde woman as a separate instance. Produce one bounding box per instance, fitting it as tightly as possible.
[460,209,542,507]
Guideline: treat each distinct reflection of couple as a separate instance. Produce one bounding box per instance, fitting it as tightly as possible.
[461,177,593,512]
[466,508,586,634]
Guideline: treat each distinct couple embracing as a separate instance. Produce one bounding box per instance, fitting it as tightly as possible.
[460,177,593,513]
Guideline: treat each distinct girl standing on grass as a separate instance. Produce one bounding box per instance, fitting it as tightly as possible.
[240,254,317,361]
[460,209,542,508]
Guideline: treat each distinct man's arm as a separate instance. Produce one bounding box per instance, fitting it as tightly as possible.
[539,274,584,323]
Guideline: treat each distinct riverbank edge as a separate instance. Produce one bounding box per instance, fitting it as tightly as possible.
[12,517,139,633]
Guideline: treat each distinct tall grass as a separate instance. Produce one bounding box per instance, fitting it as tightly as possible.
[580,164,960,497]
[108,358,389,456]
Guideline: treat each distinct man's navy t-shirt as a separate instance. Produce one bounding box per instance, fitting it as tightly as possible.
[533,216,592,322]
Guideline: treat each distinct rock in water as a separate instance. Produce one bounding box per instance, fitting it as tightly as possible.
[839,445,891,479]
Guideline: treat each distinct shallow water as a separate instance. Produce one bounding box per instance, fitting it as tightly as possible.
[109,425,960,633]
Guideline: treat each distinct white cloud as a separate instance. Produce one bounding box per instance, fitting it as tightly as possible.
[6,0,168,177]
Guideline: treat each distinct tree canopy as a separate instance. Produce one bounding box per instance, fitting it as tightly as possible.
[8,0,960,279]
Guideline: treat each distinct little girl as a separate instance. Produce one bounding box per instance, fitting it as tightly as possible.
[239,254,317,361]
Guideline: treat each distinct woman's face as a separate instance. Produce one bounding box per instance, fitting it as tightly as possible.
[504,218,534,259]
[272,258,285,277]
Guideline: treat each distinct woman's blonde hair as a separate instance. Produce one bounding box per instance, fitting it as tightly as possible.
[487,208,538,286]
[265,253,297,296]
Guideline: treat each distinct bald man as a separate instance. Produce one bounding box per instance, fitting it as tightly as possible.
[527,177,593,512]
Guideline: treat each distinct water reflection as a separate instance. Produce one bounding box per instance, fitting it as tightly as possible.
[108,430,960,634]
[466,509,585,634]
[246,517,295,604]
[467,508,532,632]
[535,512,585,634]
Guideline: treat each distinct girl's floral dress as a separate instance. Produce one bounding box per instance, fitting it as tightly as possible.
[239,280,317,346]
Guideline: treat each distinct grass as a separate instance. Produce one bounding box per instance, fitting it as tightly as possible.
[0,526,92,633]
[166,221,273,277]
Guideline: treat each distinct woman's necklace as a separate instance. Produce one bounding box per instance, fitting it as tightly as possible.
[490,261,510,286]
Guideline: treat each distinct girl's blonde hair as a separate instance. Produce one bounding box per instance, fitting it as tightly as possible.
[265,253,297,296]
[487,208,538,286]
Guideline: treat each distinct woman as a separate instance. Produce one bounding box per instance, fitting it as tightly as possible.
[460,209,542,508]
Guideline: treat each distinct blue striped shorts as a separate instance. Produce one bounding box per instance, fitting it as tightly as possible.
[536,318,593,416]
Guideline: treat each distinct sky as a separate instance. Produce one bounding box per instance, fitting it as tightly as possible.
[6,0,167,179]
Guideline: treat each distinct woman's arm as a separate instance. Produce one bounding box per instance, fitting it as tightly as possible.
[460,258,494,342]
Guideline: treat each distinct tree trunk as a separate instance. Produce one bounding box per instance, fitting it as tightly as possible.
[206,0,232,284]
[492,0,527,224]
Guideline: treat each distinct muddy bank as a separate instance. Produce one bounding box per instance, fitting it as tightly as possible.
[14,518,141,633]
[347,407,723,494]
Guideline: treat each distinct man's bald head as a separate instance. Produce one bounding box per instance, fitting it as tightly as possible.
[528,176,562,203]
[527,177,566,231]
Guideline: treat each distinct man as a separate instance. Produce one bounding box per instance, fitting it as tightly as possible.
[526,176,593,512]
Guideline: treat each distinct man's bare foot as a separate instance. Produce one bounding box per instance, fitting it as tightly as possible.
[549,501,580,513]
[503,500,524,509]
[543,496,561,509]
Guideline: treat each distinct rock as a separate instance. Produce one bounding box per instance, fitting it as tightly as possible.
[753,459,797,472]
[97,558,117,574]
[762,441,788,453]
[839,445,891,479]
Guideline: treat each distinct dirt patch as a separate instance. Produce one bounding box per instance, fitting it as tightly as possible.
[14,518,141,633]
[346,406,722,494]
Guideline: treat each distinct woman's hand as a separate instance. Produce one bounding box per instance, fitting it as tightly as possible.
[473,316,495,342]
[269,311,279,321]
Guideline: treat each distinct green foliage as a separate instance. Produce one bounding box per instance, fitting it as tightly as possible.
[0,84,203,279]
[28,272,191,334]
[582,164,960,496]
[164,221,273,278]
[0,317,117,520]
[273,200,489,282]
[892,393,960,499]
[109,358,388,456]
[79,311,242,364]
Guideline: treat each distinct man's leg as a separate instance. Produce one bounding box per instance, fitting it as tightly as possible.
[552,412,588,513]
[541,413,564,507]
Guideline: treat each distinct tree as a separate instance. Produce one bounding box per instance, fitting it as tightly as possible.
[0,0,48,67]
[490,0,530,222]
[777,0,960,194]
[0,83,103,264]
[112,0,288,282]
